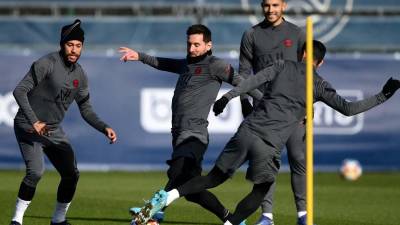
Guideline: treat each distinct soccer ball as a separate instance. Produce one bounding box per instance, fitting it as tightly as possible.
[340,159,362,181]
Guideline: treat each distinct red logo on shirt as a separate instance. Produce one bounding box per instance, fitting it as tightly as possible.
[225,65,232,75]
[284,39,293,47]
[194,67,202,75]
[73,79,79,88]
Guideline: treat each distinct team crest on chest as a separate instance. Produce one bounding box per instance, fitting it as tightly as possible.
[194,67,202,75]
[283,39,293,48]
[73,79,79,88]
[225,65,231,75]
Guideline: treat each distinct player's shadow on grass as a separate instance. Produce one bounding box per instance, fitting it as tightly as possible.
[26,215,220,225]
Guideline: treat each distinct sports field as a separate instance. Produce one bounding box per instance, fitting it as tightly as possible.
[1,170,399,225]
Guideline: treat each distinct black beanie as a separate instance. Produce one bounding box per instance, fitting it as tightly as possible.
[60,19,84,45]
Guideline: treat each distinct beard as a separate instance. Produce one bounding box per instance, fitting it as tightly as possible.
[66,53,80,63]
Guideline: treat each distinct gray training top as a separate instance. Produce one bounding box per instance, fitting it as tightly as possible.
[139,53,262,147]
[239,19,305,99]
[223,60,387,150]
[13,51,108,133]
[239,19,305,77]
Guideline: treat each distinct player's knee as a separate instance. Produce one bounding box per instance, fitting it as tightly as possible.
[167,166,180,180]
[71,169,80,184]
[24,169,45,186]
[253,182,272,198]
[167,157,185,180]
[288,153,306,174]
[61,168,80,185]
[288,158,306,175]
[182,158,202,178]
[206,166,229,187]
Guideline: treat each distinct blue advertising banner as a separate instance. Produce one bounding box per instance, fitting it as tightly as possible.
[1,52,399,171]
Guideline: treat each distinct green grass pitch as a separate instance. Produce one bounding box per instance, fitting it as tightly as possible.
[1,170,399,225]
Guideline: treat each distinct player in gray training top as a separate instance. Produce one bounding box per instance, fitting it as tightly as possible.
[136,40,400,225]
[119,24,261,225]
[239,0,307,224]
[10,19,117,225]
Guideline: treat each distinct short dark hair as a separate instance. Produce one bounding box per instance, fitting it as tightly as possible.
[302,40,326,64]
[186,24,212,43]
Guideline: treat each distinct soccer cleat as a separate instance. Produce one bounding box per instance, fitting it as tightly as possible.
[297,215,306,225]
[133,190,168,225]
[152,211,164,222]
[50,220,71,225]
[254,215,274,225]
[239,219,247,225]
[130,207,164,222]
[297,215,316,225]
[9,221,21,225]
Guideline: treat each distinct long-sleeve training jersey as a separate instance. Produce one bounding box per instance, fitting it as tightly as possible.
[239,19,305,98]
[139,52,262,146]
[13,51,109,133]
[239,19,305,77]
[223,60,387,150]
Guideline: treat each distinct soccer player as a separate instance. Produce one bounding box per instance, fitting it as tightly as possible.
[119,24,262,225]
[239,0,307,224]
[9,19,117,225]
[134,40,400,225]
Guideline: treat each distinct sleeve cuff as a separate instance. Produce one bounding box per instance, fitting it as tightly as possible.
[377,92,388,103]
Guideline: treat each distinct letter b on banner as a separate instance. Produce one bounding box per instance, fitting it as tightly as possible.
[0,92,18,127]
[140,88,242,133]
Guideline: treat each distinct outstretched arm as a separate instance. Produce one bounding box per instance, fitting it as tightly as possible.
[222,61,283,101]
[119,47,184,74]
[213,61,284,115]
[211,60,263,100]
[315,77,400,116]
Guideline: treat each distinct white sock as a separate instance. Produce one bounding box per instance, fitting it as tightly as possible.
[224,220,233,225]
[11,198,31,224]
[51,202,71,223]
[298,211,307,218]
[262,213,273,220]
[166,189,180,206]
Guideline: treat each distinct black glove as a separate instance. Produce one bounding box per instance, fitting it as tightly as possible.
[241,99,253,118]
[213,96,229,116]
[382,77,400,99]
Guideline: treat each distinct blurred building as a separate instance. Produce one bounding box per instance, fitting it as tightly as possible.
[0,0,400,53]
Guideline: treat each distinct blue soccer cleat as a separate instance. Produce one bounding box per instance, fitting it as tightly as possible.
[297,215,306,225]
[130,207,164,222]
[239,219,247,225]
[297,215,316,225]
[152,211,164,222]
[254,215,274,225]
[132,190,168,225]
[9,221,21,225]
